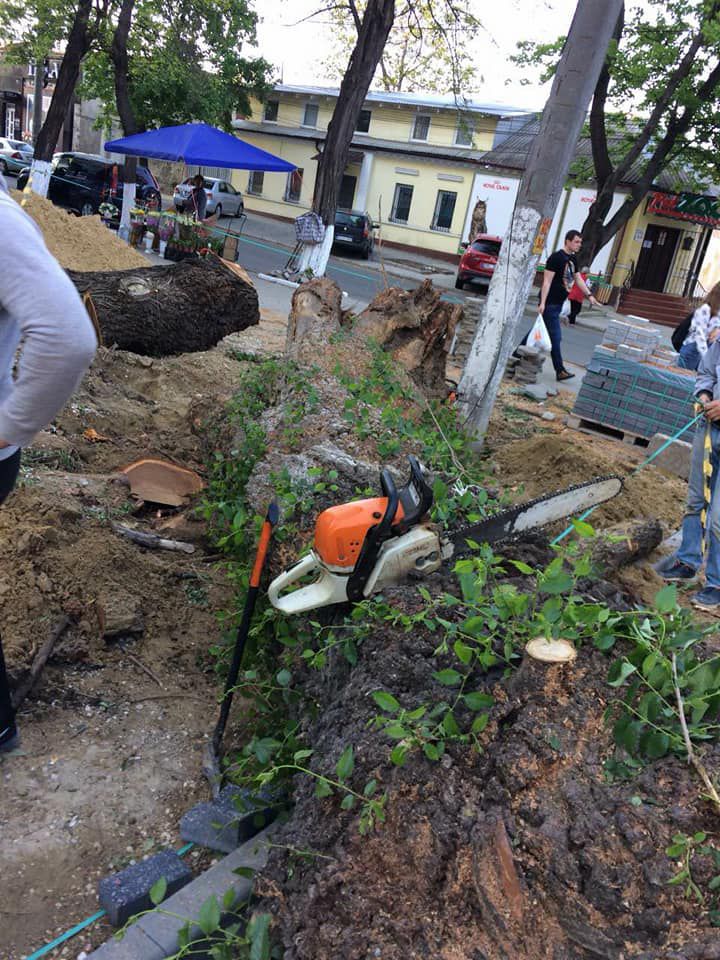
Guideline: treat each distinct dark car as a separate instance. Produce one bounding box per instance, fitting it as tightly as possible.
[16,152,161,217]
[333,210,375,259]
[455,234,502,290]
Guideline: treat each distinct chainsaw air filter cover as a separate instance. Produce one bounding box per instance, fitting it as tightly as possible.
[314,496,406,569]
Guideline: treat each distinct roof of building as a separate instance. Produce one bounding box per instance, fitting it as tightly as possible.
[232,119,483,165]
[271,84,533,119]
[479,114,719,195]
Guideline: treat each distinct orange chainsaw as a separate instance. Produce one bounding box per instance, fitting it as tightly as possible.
[268,456,623,615]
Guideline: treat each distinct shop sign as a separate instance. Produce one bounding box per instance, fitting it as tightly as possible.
[647,191,720,228]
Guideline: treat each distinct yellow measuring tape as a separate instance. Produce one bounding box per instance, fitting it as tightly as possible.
[699,402,714,553]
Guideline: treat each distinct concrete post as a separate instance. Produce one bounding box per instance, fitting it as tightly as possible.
[355,151,374,211]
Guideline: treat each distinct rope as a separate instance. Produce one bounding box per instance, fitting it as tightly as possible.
[551,409,705,546]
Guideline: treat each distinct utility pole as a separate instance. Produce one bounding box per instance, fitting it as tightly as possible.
[457,0,624,444]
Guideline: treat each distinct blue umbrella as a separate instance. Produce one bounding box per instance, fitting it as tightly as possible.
[104,122,295,171]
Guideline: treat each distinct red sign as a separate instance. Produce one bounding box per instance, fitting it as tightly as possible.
[647,191,720,228]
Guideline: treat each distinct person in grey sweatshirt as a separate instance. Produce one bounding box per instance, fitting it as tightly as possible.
[0,175,97,752]
[656,336,720,611]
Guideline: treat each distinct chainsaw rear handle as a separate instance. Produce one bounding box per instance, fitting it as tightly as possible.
[268,551,349,614]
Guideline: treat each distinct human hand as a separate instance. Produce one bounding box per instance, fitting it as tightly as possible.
[709,328,720,344]
[0,439,8,449]
[704,399,720,422]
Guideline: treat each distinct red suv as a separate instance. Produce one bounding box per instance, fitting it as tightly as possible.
[455,234,502,290]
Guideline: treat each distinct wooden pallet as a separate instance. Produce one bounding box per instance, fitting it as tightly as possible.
[566,413,650,447]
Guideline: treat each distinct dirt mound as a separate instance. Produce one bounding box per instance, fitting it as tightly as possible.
[258,598,716,960]
[492,431,686,531]
[20,192,147,272]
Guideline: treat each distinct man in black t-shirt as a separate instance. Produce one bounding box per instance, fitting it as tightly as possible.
[538,229,598,381]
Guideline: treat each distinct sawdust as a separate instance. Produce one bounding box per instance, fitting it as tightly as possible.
[20,192,147,272]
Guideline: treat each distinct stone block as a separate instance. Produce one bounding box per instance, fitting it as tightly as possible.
[647,433,693,481]
[179,786,276,854]
[98,850,192,927]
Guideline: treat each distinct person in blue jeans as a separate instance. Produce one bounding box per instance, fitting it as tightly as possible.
[521,230,599,381]
[657,337,720,610]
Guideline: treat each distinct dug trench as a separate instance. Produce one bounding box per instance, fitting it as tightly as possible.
[0,271,709,959]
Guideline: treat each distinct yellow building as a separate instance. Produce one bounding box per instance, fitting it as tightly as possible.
[231,85,532,259]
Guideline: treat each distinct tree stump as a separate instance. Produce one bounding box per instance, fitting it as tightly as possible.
[350,279,460,399]
[68,255,259,357]
[285,277,343,365]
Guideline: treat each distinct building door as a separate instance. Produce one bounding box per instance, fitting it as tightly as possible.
[634,224,680,292]
[5,104,15,138]
[338,174,356,211]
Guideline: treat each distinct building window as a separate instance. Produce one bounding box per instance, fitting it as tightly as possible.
[356,109,372,133]
[431,190,457,232]
[455,118,474,147]
[285,168,303,203]
[247,171,264,195]
[263,100,279,122]
[390,184,414,223]
[302,103,319,127]
[411,114,431,141]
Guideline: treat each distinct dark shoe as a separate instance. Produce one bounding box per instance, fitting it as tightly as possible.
[656,559,697,582]
[556,369,575,382]
[691,586,720,612]
[0,722,20,754]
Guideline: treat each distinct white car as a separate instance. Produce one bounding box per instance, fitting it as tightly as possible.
[173,176,244,218]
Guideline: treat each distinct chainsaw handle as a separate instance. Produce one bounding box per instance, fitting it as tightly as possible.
[268,551,349,614]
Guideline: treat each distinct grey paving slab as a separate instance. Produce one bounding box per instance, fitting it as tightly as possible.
[99,850,192,927]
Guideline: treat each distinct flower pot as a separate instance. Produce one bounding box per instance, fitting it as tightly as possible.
[144,233,155,253]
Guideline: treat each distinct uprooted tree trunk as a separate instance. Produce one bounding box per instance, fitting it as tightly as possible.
[68,256,259,356]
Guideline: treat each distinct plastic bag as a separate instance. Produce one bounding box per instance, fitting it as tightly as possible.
[560,299,571,318]
[528,313,552,352]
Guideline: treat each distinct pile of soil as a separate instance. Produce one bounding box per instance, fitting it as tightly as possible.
[492,431,687,531]
[20,192,147,272]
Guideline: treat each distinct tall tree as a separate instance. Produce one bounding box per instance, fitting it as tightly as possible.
[513,0,720,268]
[458,0,624,443]
[323,0,480,94]
[0,0,111,195]
[297,0,395,276]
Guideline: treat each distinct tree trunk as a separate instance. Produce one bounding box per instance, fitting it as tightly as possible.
[457,0,624,446]
[298,0,395,277]
[110,0,139,235]
[31,0,93,196]
[67,256,259,356]
[351,279,460,399]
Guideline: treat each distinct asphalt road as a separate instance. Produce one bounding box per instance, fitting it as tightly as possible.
[5,173,604,370]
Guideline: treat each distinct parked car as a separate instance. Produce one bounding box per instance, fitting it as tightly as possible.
[333,210,375,259]
[15,152,162,217]
[173,177,244,218]
[0,138,34,175]
[455,234,502,290]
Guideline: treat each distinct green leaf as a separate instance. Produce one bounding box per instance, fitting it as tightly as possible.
[509,559,534,575]
[629,795,643,807]
[198,895,221,936]
[372,690,400,713]
[472,713,489,733]
[640,729,670,759]
[315,778,333,798]
[433,668,462,686]
[390,744,409,766]
[340,793,356,810]
[384,723,408,740]
[223,887,238,911]
[654,584,678,613]
[708,875,720,891]
[442,710,460,736]
[454,640,473,665]
[149,876,167,906]
[363,779,377,797]
[571,519,595,538]
[666,843,686,857]
[234,866,255,879]
[248,913,272,960]
[463,691,495,710]
[336,745,354,782]
[293,749,314,763]
[276,669,292,687]
[423,742,442,761]
[547,733,561,751]
[607,659,637,686]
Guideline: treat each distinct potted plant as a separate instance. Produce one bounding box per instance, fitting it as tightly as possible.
[98,202,119,229]
[157,215,175,258]
[129,208,146,247]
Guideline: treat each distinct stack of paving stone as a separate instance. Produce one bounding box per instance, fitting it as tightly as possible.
[449,296,483,366]
[602,317,663,362]
[571,345,696,440]
[505,345,545,383]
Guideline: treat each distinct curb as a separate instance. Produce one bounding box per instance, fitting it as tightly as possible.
[87,825,276,959]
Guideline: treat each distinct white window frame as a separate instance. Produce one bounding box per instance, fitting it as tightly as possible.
[411,113,431,142]
[431,190,457,232]
[454,117,474,147]
[263,99,279,122]
[390,183,414,224]
[247,170,264,195]
[302,102,319,128]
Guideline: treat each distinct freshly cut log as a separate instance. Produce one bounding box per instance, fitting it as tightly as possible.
[351,279,461,399]
[68,255,259,357]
